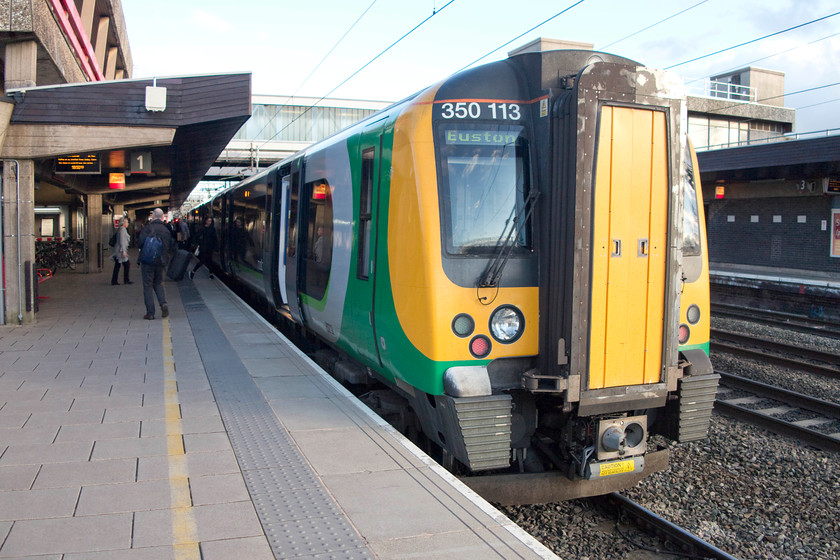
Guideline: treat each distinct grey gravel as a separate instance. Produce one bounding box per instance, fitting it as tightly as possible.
[501,318,840,559]
[713,315,840,405]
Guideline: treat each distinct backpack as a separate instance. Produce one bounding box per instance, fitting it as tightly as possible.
[108,231,117,247]
[139,233,164,265]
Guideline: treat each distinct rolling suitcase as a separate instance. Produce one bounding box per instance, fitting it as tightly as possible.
[167,248,191,281]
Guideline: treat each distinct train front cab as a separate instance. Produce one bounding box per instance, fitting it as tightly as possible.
[533,62,719,489]
[389,55,720,500]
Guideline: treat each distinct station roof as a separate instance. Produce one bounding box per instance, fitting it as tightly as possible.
[697,135,840,183]
[1,73,251,211]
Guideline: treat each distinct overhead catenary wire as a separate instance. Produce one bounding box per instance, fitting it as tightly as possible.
[248,0,378,144]
[795,97,840,111]
[599,0,710,51]
[685,31,840,85]
[452,0,587,74]
[257,0,455,150]
[665,10,840,69]
[294,0,378,96]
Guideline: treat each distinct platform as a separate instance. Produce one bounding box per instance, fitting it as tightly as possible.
[710,262,840,291]
[0,255,556,559]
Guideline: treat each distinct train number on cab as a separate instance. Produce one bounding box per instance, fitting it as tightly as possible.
[439,102,521,120]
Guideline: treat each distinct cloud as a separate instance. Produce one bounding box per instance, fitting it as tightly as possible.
[190,9,234,33]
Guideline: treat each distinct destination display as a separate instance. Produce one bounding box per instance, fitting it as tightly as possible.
[55,153,100,174]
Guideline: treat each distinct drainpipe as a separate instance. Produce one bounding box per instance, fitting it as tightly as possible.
[0,165,4,325]
[7,159,22,324]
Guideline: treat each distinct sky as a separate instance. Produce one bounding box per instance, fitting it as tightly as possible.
[121,0,839,135]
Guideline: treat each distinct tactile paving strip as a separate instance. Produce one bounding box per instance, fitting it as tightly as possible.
[179,283,372,559]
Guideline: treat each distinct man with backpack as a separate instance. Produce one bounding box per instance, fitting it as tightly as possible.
[138,208,176,320]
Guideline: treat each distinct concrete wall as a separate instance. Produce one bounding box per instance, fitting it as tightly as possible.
[707,195,840,273]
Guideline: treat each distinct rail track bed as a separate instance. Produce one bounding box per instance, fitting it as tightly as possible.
[712,303,840,339]
[596,493,739,559]
[711,328,840,379]
[715,371,840,453]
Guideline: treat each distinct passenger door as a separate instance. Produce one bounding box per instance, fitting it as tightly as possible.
[588,105,668,389]
[353,134,384,366]
[284,160,304,324]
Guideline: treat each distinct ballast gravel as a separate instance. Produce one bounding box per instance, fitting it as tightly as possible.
[500,317,840,559]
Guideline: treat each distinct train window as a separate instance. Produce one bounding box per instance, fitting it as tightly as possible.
[682,148,702,257]
[302,178,333,300]
[230,179,267,272]
[358,148,374,280]
[436,124,531,255]
[286,171,299,260]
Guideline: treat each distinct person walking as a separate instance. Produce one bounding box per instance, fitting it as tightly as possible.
[176,218,190,250]
[110,216,133,285]
[189,216,218,279]
[138,208,175,320]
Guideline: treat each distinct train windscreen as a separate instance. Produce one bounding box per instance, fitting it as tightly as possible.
[682,148,702,257]
[436,124,531,255]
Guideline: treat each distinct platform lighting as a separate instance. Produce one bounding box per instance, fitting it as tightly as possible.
[145,78,167,112]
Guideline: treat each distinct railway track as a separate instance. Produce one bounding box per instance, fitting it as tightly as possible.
[596,493,740,559]
[712,303,840,339]
[710,328,840,379]
[715,371,840,453]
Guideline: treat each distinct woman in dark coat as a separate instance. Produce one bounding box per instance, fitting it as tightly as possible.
[189,217,218,279]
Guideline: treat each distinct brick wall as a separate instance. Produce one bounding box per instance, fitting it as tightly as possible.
[706,196,840,273]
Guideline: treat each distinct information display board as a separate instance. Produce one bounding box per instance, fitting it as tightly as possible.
[56,154,100,174]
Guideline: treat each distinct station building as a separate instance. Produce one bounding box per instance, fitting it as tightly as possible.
[0,0,251,325]
[692,68,840,296]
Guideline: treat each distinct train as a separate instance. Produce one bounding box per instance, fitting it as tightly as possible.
[185,49,719,504]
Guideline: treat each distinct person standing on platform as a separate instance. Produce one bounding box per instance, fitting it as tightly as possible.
[189,216,218,279]
[110,217,133,285]
[176,218,190,250]
[138,208,175,320]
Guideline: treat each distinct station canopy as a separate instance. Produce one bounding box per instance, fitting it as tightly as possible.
[1,73,252,212]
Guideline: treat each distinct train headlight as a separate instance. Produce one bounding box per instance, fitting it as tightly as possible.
[489,305,524,343]
[686,304,701,325]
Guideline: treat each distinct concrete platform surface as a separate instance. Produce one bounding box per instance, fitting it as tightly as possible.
[0,258,557,559]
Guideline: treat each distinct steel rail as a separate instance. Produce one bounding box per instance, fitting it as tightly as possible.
[710,332,840,380]
[719,372,840,419]
[602,492,741,560]
[712,328,839,364]
[712,303,840,339]
[716,372,840,453]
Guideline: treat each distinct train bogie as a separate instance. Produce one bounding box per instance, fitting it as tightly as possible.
[193,48,717,503]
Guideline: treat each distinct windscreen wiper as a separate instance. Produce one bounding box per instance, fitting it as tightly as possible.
[478,189,539,288]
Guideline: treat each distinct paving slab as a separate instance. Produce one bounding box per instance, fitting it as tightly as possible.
[0,265,556,560]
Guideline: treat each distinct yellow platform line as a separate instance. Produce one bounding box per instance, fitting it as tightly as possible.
[162,318,200,560]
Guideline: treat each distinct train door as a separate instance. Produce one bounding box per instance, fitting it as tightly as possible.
[263,171,277,305]
[275,165,291,306]
[211,194,225,269]
[353,135,384,366]
[284,160,304,323]
[588,105,669,389]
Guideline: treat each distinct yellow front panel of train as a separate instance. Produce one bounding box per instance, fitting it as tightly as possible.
[589,106,668,389]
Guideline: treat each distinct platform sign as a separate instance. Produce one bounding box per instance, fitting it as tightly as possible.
[55,153,100,174]
[827,179,840,195]
[832,209,840,258]
[130,151,152,174]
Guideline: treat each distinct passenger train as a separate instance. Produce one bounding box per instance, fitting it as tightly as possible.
[187,49,719,503]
